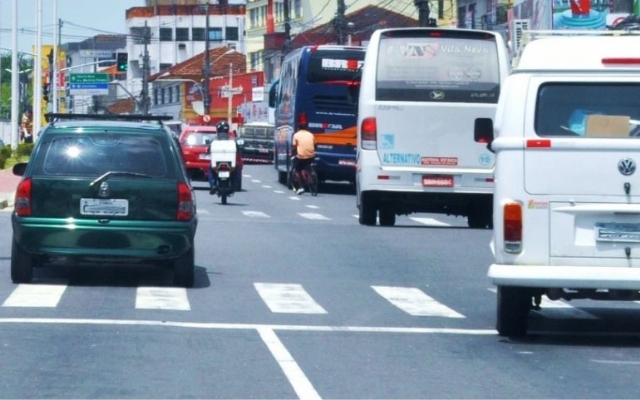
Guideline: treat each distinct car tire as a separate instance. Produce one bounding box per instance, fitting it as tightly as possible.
[496,286,530,337]
[359,193,377,226]
[379,204,396,227]
[173,247,195,288]
[11,239,33,284]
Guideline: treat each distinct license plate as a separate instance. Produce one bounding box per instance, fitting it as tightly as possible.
[338,159,356,166]
[596,222,640,243]
[80,198,129,216]
[422,175,454,187]
[218,171,230,178]
[199,154,211,160]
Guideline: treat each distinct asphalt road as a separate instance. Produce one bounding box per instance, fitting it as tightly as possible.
[1,164,640,398]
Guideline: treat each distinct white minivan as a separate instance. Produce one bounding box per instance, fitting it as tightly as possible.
[475,31,640,337]
[356,28,510,228]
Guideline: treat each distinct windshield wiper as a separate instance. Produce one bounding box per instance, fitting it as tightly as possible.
[90,171,152,188]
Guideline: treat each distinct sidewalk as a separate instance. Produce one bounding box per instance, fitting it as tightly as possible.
[0,167,21,209]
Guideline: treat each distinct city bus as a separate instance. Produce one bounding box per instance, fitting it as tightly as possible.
[356,28,510,227]
[269,45,366,186]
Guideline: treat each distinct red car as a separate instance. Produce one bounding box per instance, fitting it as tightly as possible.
[178,125,243,185]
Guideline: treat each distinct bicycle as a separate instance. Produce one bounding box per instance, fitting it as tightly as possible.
[288,156,318,196]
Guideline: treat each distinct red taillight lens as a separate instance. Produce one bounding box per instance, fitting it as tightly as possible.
[504,202,522,254]
[15,178,32,217]
[218,163,230,171]
[177,182,194,221]
[360,117,377,150]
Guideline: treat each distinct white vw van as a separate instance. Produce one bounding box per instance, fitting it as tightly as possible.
[475,31,640,337]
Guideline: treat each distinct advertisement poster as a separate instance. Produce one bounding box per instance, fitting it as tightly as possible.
[552,0,631,30]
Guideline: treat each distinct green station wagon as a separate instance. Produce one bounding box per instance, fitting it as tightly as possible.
[11,114,198,287]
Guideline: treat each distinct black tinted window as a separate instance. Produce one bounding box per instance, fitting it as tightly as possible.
[36,134,174,177]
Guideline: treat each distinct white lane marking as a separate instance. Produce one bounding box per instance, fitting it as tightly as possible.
[410,217,451,227]
[252,179,262,183]
[242,211,271,218]
[274,190,285,194]
[372,286,465,318]
[257,327,321,400]
[254,283,327,314]
[3,283,68,308]
[243,174,251,178]
[135,287,190,311]
[197,209,211,214]
[591,360,640,365]
[0,317,497,335]
[289,196,302,201]
[305,205,319,209]
[262,185,273,189]
[487,288,597,319]
[298,213,331,220]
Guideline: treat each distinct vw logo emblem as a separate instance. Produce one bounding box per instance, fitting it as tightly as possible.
[98,181,110,198]
[618,158,636,176]
[430,91,445,100]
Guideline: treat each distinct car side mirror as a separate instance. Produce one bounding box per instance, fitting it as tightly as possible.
[12,162,27,177]
[474,118,495,153]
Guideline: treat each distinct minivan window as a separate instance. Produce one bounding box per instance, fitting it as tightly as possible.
[535,83,640,138]
[376,35,501,103]
[36,135,173,177]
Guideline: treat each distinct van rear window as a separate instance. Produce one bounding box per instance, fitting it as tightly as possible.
[535,83,640,138]
[375,35,501,103]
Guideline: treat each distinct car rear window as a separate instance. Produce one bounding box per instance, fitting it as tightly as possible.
[34,134,175,177]
[535,83,640,138]
[184,132,216,146]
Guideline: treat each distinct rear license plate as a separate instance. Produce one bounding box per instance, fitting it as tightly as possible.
[199,154,211,160]
[422,175,454,187]
[218,171,230,178]
[80,199,129,216]
[596,222,640,243]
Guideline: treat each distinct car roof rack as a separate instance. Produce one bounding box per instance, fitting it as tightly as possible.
[45,113,174,125]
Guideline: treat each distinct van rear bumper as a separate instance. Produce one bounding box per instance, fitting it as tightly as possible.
[488,264,640,290]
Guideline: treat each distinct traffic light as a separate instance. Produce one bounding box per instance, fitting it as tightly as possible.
[117,52,128,72]
[42,82,50,103]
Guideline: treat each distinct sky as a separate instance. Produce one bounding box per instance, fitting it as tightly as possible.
[0,0,144,55]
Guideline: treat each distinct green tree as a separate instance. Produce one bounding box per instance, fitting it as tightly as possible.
[0,52,34,119]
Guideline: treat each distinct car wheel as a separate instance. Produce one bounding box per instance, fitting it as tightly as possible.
[359,193,377,226]
[379,204,396,227]
[496,286,531,337]
[11,239,33,284]
[173,247,195,288]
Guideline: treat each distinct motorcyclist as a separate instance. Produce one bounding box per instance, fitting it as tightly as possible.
[208,121,243,194]
[291,118,316,195]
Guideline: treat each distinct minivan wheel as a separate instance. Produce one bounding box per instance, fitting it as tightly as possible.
[359,193,377,226]
[11,240,33,284]
[496,286,531,337]
[379,204,396,227]
[173,247,195,288]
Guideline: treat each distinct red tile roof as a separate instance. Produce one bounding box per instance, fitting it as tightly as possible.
[148,46,247,81]
[291,5,418,49]
[107,98,136,115]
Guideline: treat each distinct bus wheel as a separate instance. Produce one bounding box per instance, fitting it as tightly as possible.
[379,204,395,227]
[359,193,377,226]
[496,286,530,337]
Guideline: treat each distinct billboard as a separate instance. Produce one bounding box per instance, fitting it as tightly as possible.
[511,0,635,30]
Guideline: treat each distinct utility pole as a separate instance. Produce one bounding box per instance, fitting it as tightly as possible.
[335,0,346,45]
[53,17,62,113]
[10,0,19,149]
[33,0,42,135]
[203,2,211,119]
[141,21,151,115]
[414,0,431,27]
[283,0,291,56]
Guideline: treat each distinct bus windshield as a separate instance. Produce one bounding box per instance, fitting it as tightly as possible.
[376,31,501,103]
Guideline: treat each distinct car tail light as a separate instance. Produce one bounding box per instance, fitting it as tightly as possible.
[361,117,377,150]
[14,178,32,217]
[504,202,522,254]
[177,182,194,221]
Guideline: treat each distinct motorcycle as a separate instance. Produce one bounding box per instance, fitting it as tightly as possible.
[210,139,237,205]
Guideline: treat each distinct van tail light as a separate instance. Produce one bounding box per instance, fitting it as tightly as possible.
[504,202,522,254]
[15,178,32,217]
[361,117,377,150]
[177,182,195,221]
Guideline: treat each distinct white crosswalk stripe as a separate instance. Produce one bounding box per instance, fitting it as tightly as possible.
[3,283,68,308]
[410,217,451,227]
[298,213,331,220]
[242,211,271,218]
[135,287,191,311]
[372,286,465,318]
[254,283,327,314]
